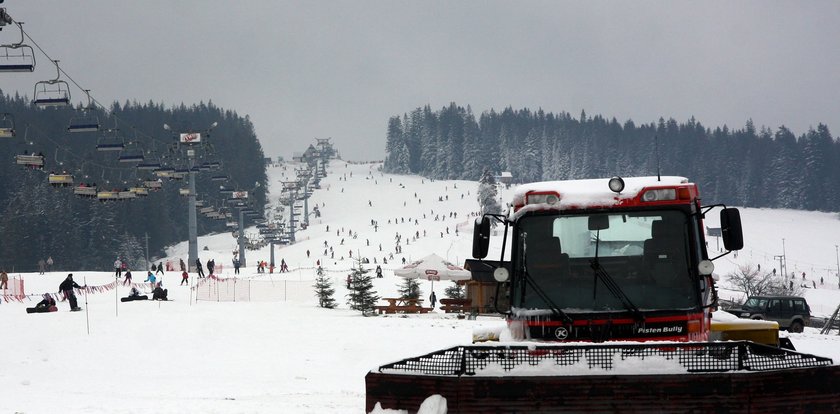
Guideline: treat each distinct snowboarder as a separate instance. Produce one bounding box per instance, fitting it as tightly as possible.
[123,270,132,286]
[58,274,84,311]
[233,258,241,275]
[152,283,168,300]
[35,293,56,310]
[195,258,205,278]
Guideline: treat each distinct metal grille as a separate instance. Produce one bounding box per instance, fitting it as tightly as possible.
[377,341,833,376]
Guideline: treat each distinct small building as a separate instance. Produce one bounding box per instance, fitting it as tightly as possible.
[499,171,513,185]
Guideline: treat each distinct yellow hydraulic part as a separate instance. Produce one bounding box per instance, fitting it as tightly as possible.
[710,319,780,347]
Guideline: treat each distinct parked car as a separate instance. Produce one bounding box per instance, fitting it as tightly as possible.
[728,296,811,333]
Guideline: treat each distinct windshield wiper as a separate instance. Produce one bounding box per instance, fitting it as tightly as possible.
[590,229,644,322]
[521,267,573,324]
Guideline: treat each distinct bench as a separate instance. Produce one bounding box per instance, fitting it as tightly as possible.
[439,298,472,313]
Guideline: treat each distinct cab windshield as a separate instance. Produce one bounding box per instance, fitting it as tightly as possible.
[514,210,698,313]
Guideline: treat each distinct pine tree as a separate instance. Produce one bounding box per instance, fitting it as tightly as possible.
[477,169,502,216]
[397,278,422,299]
[444,281,465,299]
[313,266,337,309]
[346,259,379,316]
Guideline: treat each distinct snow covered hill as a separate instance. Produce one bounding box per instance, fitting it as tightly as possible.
[2,159,840,413]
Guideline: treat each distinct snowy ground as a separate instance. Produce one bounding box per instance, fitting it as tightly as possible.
[2,159,840,413]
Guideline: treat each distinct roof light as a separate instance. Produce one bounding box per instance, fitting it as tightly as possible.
[641,188,677,202]
[608,176,625,193]
[525,191,560,205]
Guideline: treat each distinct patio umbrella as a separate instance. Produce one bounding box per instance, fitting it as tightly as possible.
[393,253,472,297]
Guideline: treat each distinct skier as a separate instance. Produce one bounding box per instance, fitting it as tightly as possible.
[195,258,205,278]
[181,270,189,285]
[46,256,54,272]
[179,259,187,273]
[37,258,46,275]
[429,291,437,308]
[0,269,7,290]
[114,258,122,277]
[233,258,241,275]
[156,262,164,275]
[123,269,132,286]
[207,259,215,276]
[143,269,156,283]
[375,265,383,278]
[58,274,84,311]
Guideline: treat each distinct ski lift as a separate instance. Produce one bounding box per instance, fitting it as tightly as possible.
[67,90,100,133]
[96,129,126,152]
[32,60,70,108]
[73,184,97,198]
[48,172,74,187]
[0,23,35,72]
[130,186,149,197]
[0,113,15,138]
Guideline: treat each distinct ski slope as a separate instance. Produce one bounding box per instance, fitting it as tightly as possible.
[2,159,840,413]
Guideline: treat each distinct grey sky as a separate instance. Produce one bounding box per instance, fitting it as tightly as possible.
[2,1,839,160]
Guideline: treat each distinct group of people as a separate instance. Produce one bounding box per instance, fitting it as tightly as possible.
[36,257,54,274]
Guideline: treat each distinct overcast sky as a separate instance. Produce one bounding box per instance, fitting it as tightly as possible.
[2,1,839,160]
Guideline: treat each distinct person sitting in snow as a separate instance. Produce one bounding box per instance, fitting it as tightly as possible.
[35,293,56,310]
[152,283,168,301]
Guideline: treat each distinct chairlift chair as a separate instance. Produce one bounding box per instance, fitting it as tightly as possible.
[0,113,15,138]
[195,200,206,207]
[15,153,44,168]
[96,130,126,152]
[48,173,74,187]
[0,23,36,72]
[73,184,97,198]
[179,188,191,196]
[211,174,228,182]
[32,60,70,108]
[67,91,100,133]
[118,145,145,163]
[97,190,119,202]
[117,190,136,200]
[226,221,238,228]
[130,186,149,197]
[153,167,175,179]
[144,179,163,190]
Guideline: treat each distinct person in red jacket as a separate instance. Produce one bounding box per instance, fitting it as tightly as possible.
[180,270,189,286]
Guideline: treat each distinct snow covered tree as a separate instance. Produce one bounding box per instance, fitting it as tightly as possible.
[313,266,337,309]
[397,278,421,299]
[477,169,502,216]
[346,260,379,316]
[116,232,146,271]
[725,264,801,297]
[444,281,465,299]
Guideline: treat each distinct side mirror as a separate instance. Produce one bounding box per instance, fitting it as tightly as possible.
[720,208,744,251]
[472,216,491,259]
[588,214,609,231]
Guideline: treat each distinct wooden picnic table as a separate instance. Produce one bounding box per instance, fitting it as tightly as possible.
[439,298,472,313]
[376,297,431,314]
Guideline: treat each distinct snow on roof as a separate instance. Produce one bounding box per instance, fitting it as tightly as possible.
[511,176,689,218]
